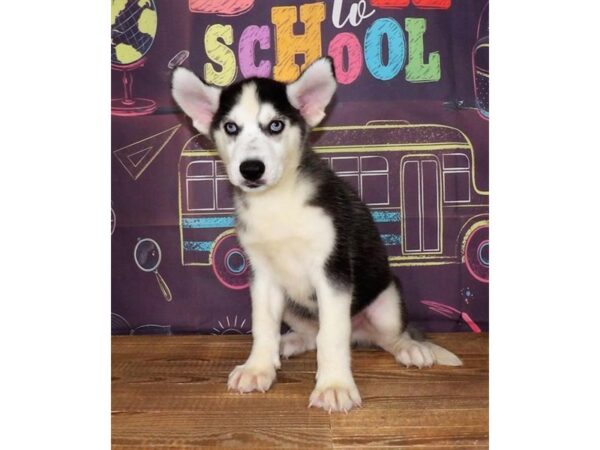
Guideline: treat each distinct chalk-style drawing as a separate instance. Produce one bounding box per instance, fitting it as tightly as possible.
[167,50,190,69]
[461,221,488,283]
[113,124,180,180]
[210,229,250,290]
[369,1,451,10]
[188,0,254,16]
[178,135,251,290]
[111,0,158,116]
[133,238,173,302]
[441,3,489,117]
[271,3,326,82]
[324,155,391,206]
[178,121,489,287]
[461,286,475,304]
[421,300,481,333]
[473,1,489,119]
[111,203,116,235]
[111,312,172,335]
[401,156,441,253]
[211,315,251,335]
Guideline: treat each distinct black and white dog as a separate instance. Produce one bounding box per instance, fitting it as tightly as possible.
[171,58,461,413]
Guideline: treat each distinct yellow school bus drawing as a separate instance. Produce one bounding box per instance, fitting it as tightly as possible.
[178,121,489,289]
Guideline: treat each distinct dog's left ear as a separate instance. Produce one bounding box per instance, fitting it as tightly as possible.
[287,57,337,127]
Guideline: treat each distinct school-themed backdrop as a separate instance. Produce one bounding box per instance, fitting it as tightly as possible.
[111,0,489,335]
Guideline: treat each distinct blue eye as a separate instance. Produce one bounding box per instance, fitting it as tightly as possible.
[224,122,239,136]
[268,120,284,134]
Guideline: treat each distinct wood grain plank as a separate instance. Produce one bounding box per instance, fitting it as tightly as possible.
[113,412,332,449]
[112,333,488,449]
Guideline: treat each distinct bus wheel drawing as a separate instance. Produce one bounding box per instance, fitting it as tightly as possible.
[211,231,250,290]
[463,223,489,283]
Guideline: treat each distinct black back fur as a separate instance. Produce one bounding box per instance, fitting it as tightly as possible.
[299,149,394,316]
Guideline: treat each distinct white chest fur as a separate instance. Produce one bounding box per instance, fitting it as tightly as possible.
[237,179,335,307]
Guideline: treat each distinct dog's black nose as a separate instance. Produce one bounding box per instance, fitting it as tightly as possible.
[239,160,265,181]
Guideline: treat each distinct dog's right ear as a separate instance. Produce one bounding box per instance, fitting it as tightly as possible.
[171,68,221,135]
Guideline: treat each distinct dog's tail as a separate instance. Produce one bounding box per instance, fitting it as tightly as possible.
[422,340,463,366]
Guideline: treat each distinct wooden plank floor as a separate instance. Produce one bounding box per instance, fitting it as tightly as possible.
[112,333,488,449]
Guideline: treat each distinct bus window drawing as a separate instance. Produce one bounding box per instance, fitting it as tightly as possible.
[473,1,489,119]
[178,121,489,289]
[322,156,391,206]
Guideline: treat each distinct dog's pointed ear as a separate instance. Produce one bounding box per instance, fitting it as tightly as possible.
[171,67,221,135]
[286,57,337,127]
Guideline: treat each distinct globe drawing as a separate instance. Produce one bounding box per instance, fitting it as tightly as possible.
[111,0,158,116]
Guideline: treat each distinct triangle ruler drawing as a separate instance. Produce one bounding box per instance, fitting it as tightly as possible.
[113,124,181,180]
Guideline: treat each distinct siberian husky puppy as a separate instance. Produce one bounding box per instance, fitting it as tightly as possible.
[171,58,462,413]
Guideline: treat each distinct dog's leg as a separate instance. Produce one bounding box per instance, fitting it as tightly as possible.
[364,282,462,368]
[228,273,285,393]
[309,280,361,413]
[280,308,318,359]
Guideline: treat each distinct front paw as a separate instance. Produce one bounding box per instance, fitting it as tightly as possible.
[227,363,276,393]
[309,379,362,413]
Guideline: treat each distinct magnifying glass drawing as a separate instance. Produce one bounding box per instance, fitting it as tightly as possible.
[134,238,173,302]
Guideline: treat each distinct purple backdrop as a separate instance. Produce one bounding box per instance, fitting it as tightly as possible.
[111,0,489,335]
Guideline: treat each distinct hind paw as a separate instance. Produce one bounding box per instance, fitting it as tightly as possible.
[280,332,306,358]
[280,332,315,359]
[395,342,435,368]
